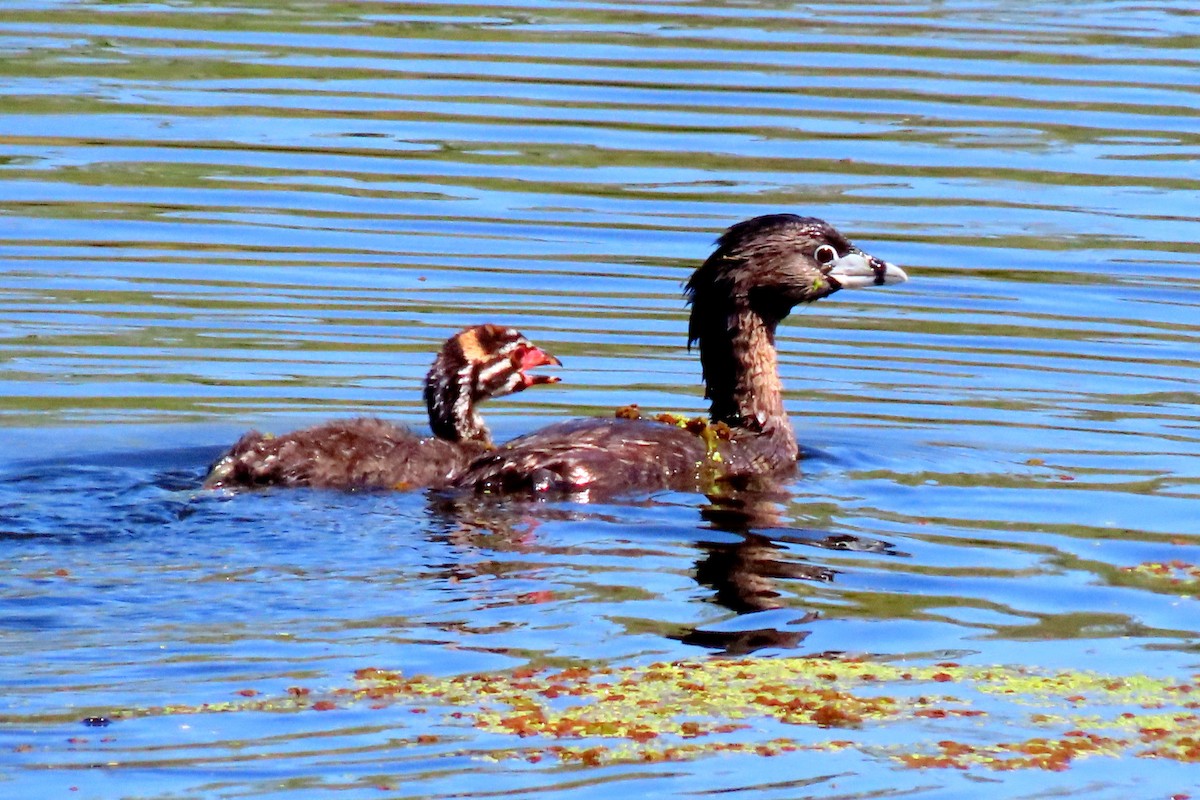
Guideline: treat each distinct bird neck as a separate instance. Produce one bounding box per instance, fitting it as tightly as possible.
[694,302,797,457]
[425,365,492,446]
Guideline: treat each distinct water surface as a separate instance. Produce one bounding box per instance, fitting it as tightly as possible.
[2,1,1200,797]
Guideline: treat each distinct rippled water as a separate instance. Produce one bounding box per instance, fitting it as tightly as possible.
[3,1,1200,797]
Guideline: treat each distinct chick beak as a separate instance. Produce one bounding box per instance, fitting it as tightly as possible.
[517,347,562,388]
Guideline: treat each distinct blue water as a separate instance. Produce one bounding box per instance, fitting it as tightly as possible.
[2,1,1200,797]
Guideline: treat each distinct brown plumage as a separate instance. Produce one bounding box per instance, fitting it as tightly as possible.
[454,214,907,496]
[203,325,560,491]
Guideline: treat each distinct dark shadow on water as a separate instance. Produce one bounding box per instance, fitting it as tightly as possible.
[426,477,908,656]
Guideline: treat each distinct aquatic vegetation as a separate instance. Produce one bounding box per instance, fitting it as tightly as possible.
[83,656,1200,773]
[1118,561,1200,596]
[613,405,732,462]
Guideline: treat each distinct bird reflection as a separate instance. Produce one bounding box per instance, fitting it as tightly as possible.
[692,532,834,614]
[422,478,905,657]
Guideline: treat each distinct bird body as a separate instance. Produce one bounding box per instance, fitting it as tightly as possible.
[204,214,906,498]
[204,325,559,490]
[206,417,479,491]
[454,214,907,496]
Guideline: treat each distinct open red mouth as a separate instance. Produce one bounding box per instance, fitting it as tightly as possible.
[516,346,562,389]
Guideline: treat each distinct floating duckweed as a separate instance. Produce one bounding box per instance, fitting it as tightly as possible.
[79,656,1200,772]
[611,406,731,463]
[614,404,641,420]
[1117,560,1200,596]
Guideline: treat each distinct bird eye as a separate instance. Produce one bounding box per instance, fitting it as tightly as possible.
[814,244,838,265]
